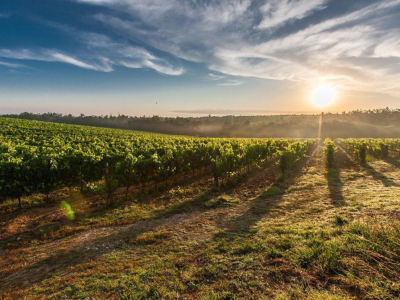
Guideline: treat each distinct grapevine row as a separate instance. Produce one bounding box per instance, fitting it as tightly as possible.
[0,118,316,205]
[337,138,400,163]
[324,138,337,168]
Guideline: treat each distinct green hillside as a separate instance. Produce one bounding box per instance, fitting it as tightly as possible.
[1,118,400,299]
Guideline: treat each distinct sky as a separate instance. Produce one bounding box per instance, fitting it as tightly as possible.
[0,0,400,116]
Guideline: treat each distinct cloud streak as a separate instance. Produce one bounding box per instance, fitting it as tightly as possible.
[0,33,185,75]
[0,48,111,71]
[0,16,185,75]
[3,0,400,97]
[0,61,25,68]
[80,32,185,75]
[218,80,244,86]
[207,73,244,86]
[74,0,400,96]
[257,0,328,29]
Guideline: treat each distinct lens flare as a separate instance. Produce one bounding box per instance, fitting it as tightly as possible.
[61,201,75,220]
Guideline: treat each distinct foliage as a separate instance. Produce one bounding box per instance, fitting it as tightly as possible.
[337,138,400,164]
[0,118,316,202]
[324,138,337,168]
[278,141,314,174]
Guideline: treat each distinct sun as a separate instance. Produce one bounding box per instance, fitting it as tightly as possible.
[311,84,337,108]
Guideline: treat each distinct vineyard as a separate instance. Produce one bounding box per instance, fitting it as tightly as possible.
[0,118,315,206]
[2,118,400,299]
[337,138,400,164]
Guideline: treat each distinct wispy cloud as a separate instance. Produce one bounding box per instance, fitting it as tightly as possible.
[0,29,185,75]
[84,0,399,95]
[0,13,185,75]
[208,73,226,81]
[0,61,25,68]
[207,73,244,86]
[218,80,244,86]
[19,0,398,97]
[374,33,400,58]
[84,23,183,74]
[257,0,328,30]
[0,13,10,19]
[0,48,112,71]
[81,32,185,75]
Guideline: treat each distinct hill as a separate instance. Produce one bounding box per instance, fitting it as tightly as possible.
[1,119,400,298]
[4,108,400,138]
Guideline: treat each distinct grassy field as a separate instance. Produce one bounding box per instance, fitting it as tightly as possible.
[1,145,400,299]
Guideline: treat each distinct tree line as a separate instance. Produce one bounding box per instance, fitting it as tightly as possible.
[3,107,400,138]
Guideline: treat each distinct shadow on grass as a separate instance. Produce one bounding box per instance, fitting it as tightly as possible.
[0,184,217,248]
[337,143,399,188]
[1,158,284,290]
[0,174,215,248]
[363,163,400,187]
[0,168,213,227]
[0,187,217,289]
[326,145,368,206]
[215,146,316,235]
[384,158,400,170]
[216,178,290,235]
[326,168,345,206]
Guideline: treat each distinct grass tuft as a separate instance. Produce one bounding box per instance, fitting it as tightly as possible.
[334,214,346,226]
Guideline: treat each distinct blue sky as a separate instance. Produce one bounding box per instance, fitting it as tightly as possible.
[1,0,400,116]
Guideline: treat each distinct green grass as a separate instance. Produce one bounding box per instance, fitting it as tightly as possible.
[2,146,400,299]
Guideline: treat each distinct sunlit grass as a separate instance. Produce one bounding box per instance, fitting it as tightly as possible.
[2,146,400,298]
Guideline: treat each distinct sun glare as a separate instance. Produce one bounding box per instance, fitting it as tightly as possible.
[311,84,337,108]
